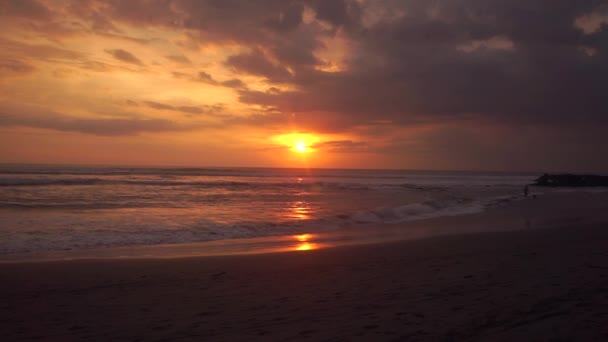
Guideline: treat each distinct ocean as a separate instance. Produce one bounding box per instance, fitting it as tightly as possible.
[0,165,537,256]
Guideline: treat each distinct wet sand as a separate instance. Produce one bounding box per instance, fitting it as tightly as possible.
[1,192,608,340]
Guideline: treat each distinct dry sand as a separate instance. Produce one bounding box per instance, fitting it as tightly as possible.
[1,191,608,341]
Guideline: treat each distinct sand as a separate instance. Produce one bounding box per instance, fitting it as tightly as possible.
[1,191,608,341]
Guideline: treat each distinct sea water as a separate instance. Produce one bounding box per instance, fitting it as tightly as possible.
[0,165,536,255]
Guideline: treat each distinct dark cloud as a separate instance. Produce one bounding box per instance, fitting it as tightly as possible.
[101,0,181,27]
[312,140,369,153]
[0,0,52,20]
[171,71,247,89]
[105,49,143,65]
[92,0,328,74]
[225,0,608,131]
[141,100,225,116]
[143,101,174,111]
[221,78,247,89]
[177,106,206,115]
[4,0,608,170]
[381,123,608,172]
[79,60,118,72]
[222,112,289,128]
[165,55,192,64]
[0,38,84,61]
[0,106,193,136]
[225,49,292,82]
[171,71,189,79]
[264,1,305,32]
[308,0,362,30]
[0,59,35,74]
[90,12,121,33]
[196,71,217,84]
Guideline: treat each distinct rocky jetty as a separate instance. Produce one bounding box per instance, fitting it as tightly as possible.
[534,173,608,187]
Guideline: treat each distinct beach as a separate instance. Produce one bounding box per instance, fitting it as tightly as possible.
[3,0,607,339]
[1,191,608,341]
[3,0,608,339]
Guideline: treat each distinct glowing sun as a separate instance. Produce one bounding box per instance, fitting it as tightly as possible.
[293,141,310,153]
[272,133,319,154]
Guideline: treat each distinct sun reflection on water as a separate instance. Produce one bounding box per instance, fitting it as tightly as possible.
[296,242,315,251]
[293,233,318,251]
[289,201,313,220]
[296,233,311,241]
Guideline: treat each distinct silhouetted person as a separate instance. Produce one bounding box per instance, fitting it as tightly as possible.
[524,185,529,198]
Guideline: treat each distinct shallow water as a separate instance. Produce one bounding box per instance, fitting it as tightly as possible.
[0,165,536,255]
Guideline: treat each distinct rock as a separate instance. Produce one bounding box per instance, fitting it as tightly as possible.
[534,173,608,187]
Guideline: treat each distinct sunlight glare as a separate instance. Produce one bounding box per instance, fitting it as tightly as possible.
[296,242,315,251]
[293,234,318,251]
[294,141,310,153]
[272,133,319,154]
[296,234,312,242]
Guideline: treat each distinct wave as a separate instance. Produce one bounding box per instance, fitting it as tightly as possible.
[0,166,536,184]
[346,197,490,224]
[0,176,446,192]
[0,194,520,255]
[0,177,253,187]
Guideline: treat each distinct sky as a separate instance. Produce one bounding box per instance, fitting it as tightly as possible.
[1,0,608,172]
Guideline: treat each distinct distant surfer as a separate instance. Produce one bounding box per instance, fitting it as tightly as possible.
[524,185,529,198]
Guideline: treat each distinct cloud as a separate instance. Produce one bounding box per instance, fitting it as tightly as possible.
[575,4,608,34]
[0,106,193,136]
[221,78,246,89]
[140,100,225,116]
[79,60,118,72]
[196,71,217,84]
[221,112,289,128]
[457,36,515,53]
[383,122,608,172]
[0,38,84,61]
[221,0,608,130]
[171,70,247,89]
[0,59,35,74]
[0,0,53,20]
[3,0,608,170]
[171,71,189,79]
[105,49,143,65]
[225,49,292,82]
[264,1,305,32]
[308,0,362,29]
[312,140,368,153]
[6,1,608,128]
[143,101,174,111]
[165,55,192,64]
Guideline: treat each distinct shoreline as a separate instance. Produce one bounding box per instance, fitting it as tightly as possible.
[2,220,608,339]
[3,190,607,263]
[1,190,607,340]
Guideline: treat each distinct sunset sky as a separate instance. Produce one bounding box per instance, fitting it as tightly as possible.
[1,0,608,171]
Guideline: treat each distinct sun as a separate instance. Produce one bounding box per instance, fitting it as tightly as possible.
[271,133,319,154]
[293,141,310,153]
